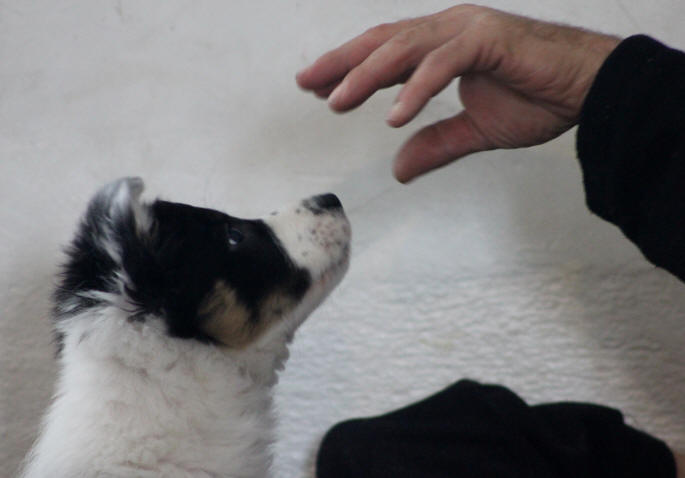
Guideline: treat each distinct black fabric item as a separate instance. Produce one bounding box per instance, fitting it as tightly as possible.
[577,35,685,283]
[316,380,675,478]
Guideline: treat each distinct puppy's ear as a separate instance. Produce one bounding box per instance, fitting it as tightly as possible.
[55,178,153,324]
[86,177,152,237]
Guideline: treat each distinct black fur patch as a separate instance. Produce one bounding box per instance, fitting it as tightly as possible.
[54,189,311,351]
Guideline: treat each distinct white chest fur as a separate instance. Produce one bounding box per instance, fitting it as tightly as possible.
[20,307,284,478]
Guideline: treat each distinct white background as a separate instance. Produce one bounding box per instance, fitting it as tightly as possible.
[2,0,685,475]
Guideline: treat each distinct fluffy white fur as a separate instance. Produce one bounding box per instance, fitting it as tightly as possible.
[20,180,350,478]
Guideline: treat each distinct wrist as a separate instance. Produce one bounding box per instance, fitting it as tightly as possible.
[676,453,685,478]
[574,33,622,114]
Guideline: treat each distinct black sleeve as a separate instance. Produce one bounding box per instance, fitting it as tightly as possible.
[316,380,676,478]
[577,35,685,282]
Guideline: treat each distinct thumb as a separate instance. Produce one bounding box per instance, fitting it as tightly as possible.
[393,111,491,183]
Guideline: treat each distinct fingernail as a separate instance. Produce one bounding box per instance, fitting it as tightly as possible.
[328,82,345,108]
[387,102,404,125]
[392,158,411,184]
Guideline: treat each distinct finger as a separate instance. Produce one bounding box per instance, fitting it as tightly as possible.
[388,33,495,127]
[393,111,492,183]
[313,81,341,99]
[296,19,419,92]
[313,70,414,100]
[328,19,461,112]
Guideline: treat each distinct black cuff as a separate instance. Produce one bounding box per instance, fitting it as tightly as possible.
[317,380,675,478]
[577,34,685,222]
[577,35,685,282]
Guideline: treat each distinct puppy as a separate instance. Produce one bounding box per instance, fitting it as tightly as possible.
[20,177,350,477]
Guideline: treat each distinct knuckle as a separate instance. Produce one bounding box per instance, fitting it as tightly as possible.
[364,22,395,41]
[460,3,485,12]
[446,3,486,19]
[469,11,495,30]
[390,27,420,49]
[442,4,501,32]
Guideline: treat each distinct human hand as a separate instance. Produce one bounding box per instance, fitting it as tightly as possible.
[677,453,685,478]
[296,4,620,182]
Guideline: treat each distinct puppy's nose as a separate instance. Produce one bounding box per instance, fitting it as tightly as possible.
[312,193,342,211]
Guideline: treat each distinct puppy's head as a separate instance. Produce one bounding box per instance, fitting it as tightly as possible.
[54,177,350,351]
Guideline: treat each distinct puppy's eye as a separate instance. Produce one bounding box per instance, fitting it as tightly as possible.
[227,227,244,247]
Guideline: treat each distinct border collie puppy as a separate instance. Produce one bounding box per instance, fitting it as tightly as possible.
[20,177,350,477]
